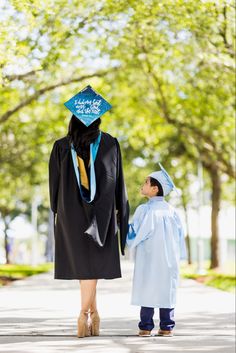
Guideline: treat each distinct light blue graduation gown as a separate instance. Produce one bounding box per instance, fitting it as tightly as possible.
[127,196,186,308]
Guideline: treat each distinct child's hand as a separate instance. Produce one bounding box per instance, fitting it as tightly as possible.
[127,223,136,240]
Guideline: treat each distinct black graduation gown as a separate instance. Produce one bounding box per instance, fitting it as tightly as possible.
[48,132,129,279]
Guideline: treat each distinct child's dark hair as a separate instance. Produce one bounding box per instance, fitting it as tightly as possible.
[150,177,164,196]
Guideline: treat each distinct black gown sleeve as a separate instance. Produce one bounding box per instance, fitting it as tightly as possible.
[115,138,130,255]
[49,141,61,214]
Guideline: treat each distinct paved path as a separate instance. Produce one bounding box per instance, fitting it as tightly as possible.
[0,260,235,353]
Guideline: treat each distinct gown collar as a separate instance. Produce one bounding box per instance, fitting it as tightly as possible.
[148,196,165,203]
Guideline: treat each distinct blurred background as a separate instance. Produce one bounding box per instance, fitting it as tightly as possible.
[0,0,235,288]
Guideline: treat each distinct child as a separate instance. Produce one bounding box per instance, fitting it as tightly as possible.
[127,163,186,337]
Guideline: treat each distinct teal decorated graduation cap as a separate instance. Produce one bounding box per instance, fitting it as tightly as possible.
[148,163,179,196]
[64,85,112,126]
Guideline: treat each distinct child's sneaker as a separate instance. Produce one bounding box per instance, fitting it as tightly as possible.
[138,330,152,337]
[157,329,173,337]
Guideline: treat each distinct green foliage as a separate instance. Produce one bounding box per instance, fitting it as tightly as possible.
[205,274,236,292]
[181,260,236,292]
[0,0,235,226]
[181,270,236,293]
[0,263,53,284]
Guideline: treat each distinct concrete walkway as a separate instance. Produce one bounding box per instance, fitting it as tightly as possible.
[0,260,235,353]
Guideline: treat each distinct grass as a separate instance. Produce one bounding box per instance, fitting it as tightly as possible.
[0,263,54,286]
[181,262,236,293]
[0,262,235,292]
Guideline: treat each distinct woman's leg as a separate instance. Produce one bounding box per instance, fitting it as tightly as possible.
[77,280,98,337]
[80,279,97,312]
[90,287,97,312]
[89,286,100,336]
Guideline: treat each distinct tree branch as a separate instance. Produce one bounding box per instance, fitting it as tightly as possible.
[154,75,235,178]
[139,47,235,178]
[215,3,234,58]
[2,70,42,83]
[0,70,110,124]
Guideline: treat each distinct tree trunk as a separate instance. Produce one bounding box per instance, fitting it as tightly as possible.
[209,166,221,269]
[3,218,10,264]
[182,197,192,264]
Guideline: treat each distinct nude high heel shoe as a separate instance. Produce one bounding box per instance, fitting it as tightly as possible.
[90,310,100,336]
[77,311,90,338]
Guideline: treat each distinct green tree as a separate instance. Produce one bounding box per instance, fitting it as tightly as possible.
[0,0,235,268]
[100,0,235,268]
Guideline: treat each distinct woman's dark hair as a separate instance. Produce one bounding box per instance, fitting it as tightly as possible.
[67,115,101,162]
[150,177,164,196]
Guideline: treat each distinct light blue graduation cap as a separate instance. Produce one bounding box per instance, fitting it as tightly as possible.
[64,85,112,127]
[148,163,179,196]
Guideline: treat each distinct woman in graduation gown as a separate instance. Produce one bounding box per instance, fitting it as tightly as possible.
[48,86,129,338]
